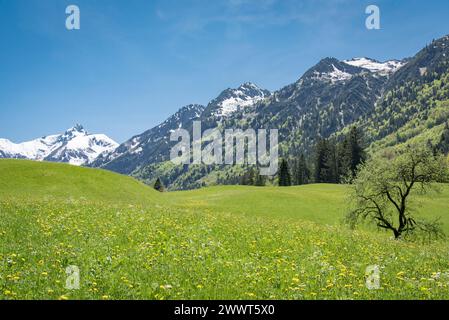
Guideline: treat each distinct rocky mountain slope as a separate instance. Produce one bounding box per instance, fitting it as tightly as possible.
[90,104,205,174]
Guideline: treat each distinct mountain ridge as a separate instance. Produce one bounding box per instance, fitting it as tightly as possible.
[89,49,414,190]
[0,124,118,166]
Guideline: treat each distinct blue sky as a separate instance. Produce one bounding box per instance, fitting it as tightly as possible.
[1,0,449,143]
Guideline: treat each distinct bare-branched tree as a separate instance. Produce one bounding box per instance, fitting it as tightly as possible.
[346,145,448,240]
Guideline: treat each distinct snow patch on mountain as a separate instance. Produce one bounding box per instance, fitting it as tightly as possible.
[215,82,271,116]
[311,64,353,83]
[343,57,405,75]
[0,125,118,166]
[327,64,353,82]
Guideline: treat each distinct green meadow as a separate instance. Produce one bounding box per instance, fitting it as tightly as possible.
[1,159,449,300]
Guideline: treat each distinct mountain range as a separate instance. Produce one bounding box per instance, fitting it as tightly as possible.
[2,34,449,190]
[0,124,118,166]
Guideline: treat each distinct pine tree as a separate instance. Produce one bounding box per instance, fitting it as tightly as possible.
[278,159,292,186]
[293,154,309,185]
[153,178,165,192]
[325,139,339,183]
[339,126,366,181]
[314,138,330,183]
[338,138,351,179]
[347,126,365,177]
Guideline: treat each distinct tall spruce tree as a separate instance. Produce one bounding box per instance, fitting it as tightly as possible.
[325,139,339,183]
[278,159,292,186]
[347,126,365,178]
[314,138,331,183]
[339,126,365,181]
[293,154,310,185]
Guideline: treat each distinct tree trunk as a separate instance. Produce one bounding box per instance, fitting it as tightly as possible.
[393,229,401,239]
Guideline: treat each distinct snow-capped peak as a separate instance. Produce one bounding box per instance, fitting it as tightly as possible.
[214,82,271,117]
[0,125,118,166]
[343,57,405,75]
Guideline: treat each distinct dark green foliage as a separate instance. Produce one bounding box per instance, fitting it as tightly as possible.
[153,178,165,192]
[292,154,310,185]
[437,121,449,155]
[325,139,339,184]
[240,167,256,185]
[339,126,366,180]
[239,167,267,186]
[314,138,339,183]
[313,127,365,184]
[254,168,267,186]
[255,174,267,186]
[314,138,330,183]
[278,159,292,187]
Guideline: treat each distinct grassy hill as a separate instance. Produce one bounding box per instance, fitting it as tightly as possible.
[1,160,449,300]
[0,159,159,205]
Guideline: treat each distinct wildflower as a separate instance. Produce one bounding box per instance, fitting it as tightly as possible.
[431,272,441,280]
[160,284,172,290]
